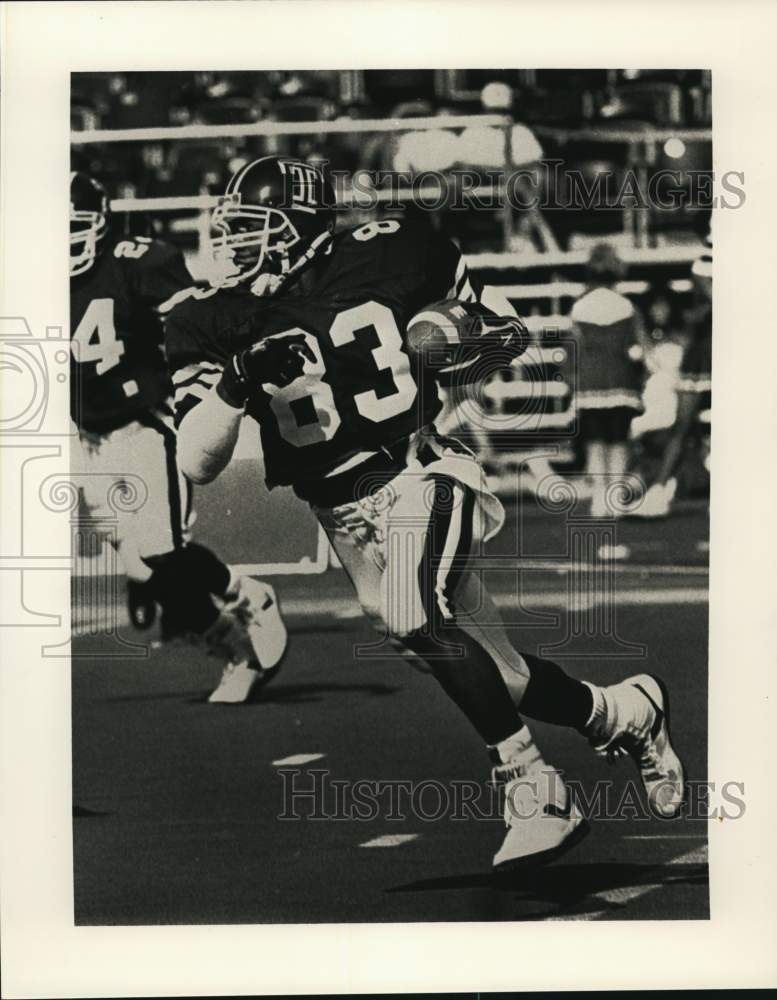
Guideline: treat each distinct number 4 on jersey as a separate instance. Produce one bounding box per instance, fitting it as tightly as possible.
[72,298,125,374]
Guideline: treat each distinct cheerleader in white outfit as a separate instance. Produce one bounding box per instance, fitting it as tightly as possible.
[570,244,645,518]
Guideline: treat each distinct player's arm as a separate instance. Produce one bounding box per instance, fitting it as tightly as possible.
[174,369,243,485]
[166,303,240,485]
[170,323,314,485]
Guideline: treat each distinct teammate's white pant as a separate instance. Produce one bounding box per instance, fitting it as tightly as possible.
[73,407,192,578]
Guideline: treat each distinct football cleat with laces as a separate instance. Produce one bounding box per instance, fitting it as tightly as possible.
[201,611,264,705]
[586,674,685,817]
[629,479,676,519]
[222,577,287,674]
[491,736,588,870]
[208,659,265,705]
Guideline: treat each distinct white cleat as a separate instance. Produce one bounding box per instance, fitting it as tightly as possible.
[629,479,676,519]
[492,741,588,871]
[201,611,265,705]
[223,577,287,674]
[587,674,685,817]
[208,659,265,705]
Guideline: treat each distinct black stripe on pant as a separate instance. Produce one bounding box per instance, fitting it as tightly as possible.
[405,475,523,744]
[417,475,473,629]
[137,412,184,551]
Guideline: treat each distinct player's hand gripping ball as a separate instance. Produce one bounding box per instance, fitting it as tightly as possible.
[406,299,529,371]
[406,300,478,369]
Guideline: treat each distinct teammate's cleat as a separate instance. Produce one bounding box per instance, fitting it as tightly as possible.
[585,674,685,818]
[491,737,588,870]
[223,577,287,675]
[208,658,265,705]
[126,578,157,630]
[629,478,676,519]
[201,612,263,704]
[201,579,287,704]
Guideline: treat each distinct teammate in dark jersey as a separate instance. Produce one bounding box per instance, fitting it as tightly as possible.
[70,171,287,702]
[71,220,189,434]
[168,156,685,867]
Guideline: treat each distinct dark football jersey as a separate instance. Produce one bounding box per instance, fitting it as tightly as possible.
[166,217,483,491]
[71,234,192,433]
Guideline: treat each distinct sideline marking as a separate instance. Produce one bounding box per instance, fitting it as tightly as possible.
[272,753,325,766]
[549,843,708,921]
[360,834,420,848]
[592,844,707,910]
[624,834,707,841]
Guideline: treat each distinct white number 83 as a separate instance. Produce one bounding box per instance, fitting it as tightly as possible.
[264,300,418,448]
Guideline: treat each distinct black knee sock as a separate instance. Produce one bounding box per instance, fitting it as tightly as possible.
[519,653,594,731]
[144,549,222,635]
[404,474,524,747]
[179,542,232,597]
[404,625,524,746]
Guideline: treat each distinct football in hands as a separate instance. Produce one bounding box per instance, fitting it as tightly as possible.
[405,299,480,369]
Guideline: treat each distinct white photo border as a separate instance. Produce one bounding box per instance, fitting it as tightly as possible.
[2,0,777,994]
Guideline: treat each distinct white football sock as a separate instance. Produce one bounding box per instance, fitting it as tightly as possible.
[582,681,607,734]
[492,725,543,766]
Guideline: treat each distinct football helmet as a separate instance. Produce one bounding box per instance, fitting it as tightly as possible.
[210,156,335,295]
[70,172,110,277]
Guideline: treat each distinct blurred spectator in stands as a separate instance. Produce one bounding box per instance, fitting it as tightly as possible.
[71,96,102,134]
[570,243,645,517]
[157,75,269,197]
[634,232,712,517]
[458,82,543,169]
[391,103,459,173]
[628,289,687,444]
[330,104,370,177]
[646,292,679,344]
[458,82,554,253]
[70,93,106,175]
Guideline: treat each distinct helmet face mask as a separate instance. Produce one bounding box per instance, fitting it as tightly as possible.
[209,156,334,295]
[210,195,303,285]
[70,210,108,276]
[70,173,110,277]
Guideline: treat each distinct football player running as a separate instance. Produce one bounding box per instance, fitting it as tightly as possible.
[70,171,286,703]
[167,156,684,869]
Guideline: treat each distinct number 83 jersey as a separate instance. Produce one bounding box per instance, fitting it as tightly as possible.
[71,235,193,434]
[166,217,481,492]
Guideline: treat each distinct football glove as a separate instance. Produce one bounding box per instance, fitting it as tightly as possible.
[217,333,315,408]
[461,304,529,362]
[406,299,529,373]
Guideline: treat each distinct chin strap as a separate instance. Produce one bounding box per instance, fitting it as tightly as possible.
[249,230,334,299]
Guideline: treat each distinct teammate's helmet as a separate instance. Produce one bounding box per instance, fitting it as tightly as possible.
[70,172,110,277]
[210,156,335,294]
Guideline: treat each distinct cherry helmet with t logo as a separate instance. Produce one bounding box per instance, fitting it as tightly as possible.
[210,155,335,295]
[70,172,110,277]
